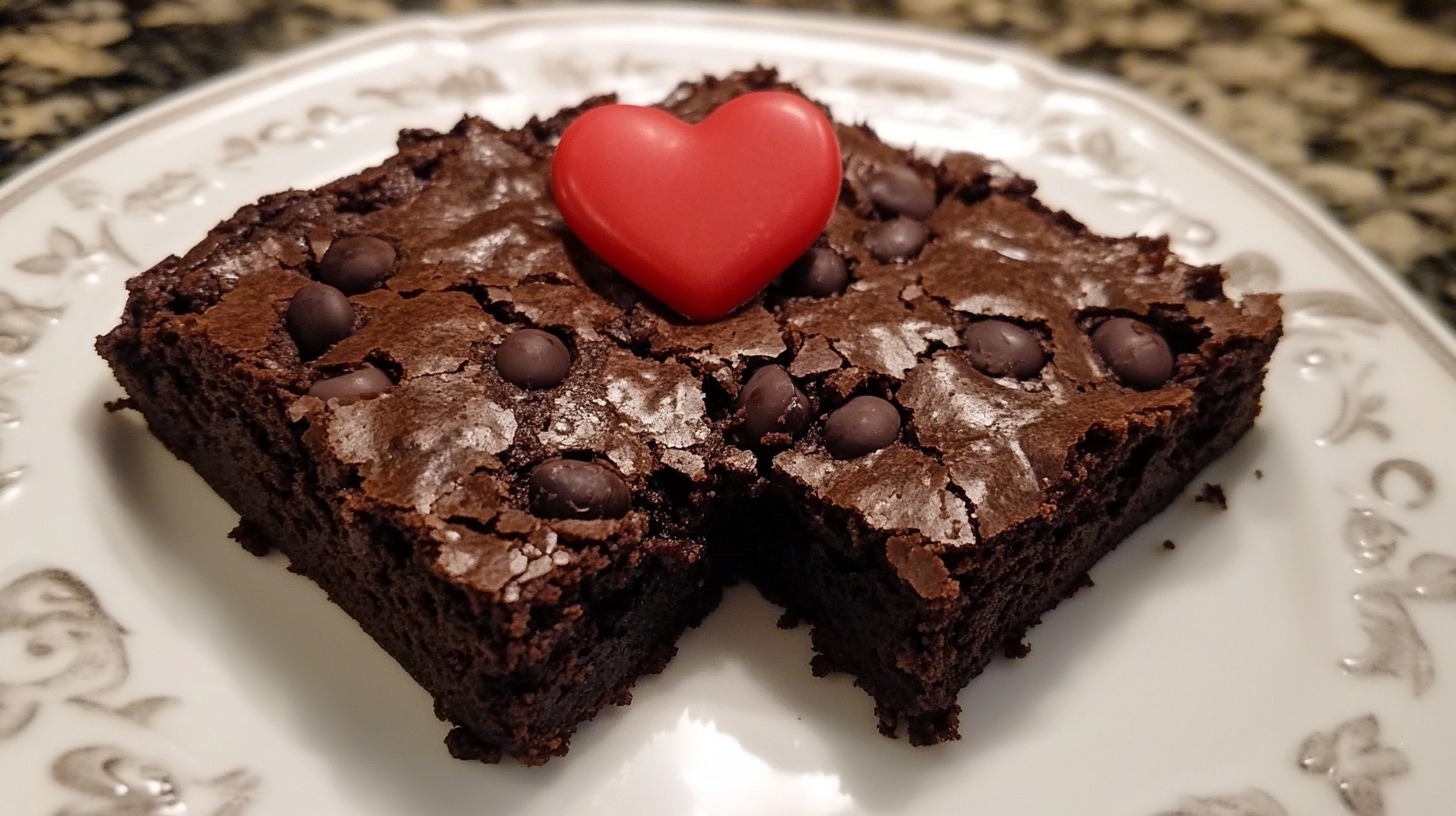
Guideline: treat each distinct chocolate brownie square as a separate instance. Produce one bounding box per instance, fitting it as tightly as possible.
[97,68,1281,762]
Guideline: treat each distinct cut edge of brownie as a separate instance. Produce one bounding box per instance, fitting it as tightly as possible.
[97,298,724,765]
[726,314,1278,745]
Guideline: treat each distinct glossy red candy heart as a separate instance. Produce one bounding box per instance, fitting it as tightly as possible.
[551,91,842,321]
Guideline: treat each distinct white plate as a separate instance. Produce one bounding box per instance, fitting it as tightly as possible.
[2,7,1454,815]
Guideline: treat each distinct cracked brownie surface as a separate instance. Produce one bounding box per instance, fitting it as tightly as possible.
[97,68,1281,762]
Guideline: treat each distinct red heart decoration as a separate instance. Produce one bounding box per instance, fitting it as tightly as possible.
[551,92,842,321]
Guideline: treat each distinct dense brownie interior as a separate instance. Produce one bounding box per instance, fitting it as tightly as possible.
[98,68,1281,763]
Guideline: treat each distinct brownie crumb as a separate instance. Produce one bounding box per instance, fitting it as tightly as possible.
[445,726,505,763]
[228,521,272,557]
[1003,638,1032,659]
[1160,539,1177,550]
[1194,482,1228,510]
[1254,469,1264,480]
[810,654,837,677]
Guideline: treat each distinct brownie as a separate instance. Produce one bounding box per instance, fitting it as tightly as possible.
[97,68,1282,762]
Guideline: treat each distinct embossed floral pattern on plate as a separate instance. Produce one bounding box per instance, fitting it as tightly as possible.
[1,7,1454,816]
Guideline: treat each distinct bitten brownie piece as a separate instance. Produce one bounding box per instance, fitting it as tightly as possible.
[97,68,1281,762]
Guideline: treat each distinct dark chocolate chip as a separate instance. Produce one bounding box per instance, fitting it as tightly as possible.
[782,247,849,297]
[866,165,935,220]
[962,319,1047,379]
[307,364,392,403]
[527,458,631,520]
[736,365,810,444]
[318,235,396,294]
[1091,317,1174,390]
[865,218,930,262]
[824,395,901,459]
[496,329,572,390]
[286,282,355,358]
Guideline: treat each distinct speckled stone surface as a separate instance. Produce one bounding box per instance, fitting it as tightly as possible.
[3,0,1454,325]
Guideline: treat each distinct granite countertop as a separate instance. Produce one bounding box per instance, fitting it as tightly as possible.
[3,0,1454,327]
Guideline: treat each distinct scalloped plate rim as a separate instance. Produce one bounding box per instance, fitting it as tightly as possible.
[2,7,1455,816]
[2,5,1452,371]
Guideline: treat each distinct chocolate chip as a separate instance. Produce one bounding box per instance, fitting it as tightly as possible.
[307,364,392,403]
[286,282,355,358]
[496,329,572,389]
[962,319,1047,379]
[782,247,849,297]
[528,459,630,520]
[867,165,935,220]
[865,218,929,262]
[1092,317,1174,390]
[824,396,901,459]
[736,365,810,444]
[318,236,396,294]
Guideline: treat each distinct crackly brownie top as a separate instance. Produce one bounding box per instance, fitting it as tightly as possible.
[131,68,1280,602]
